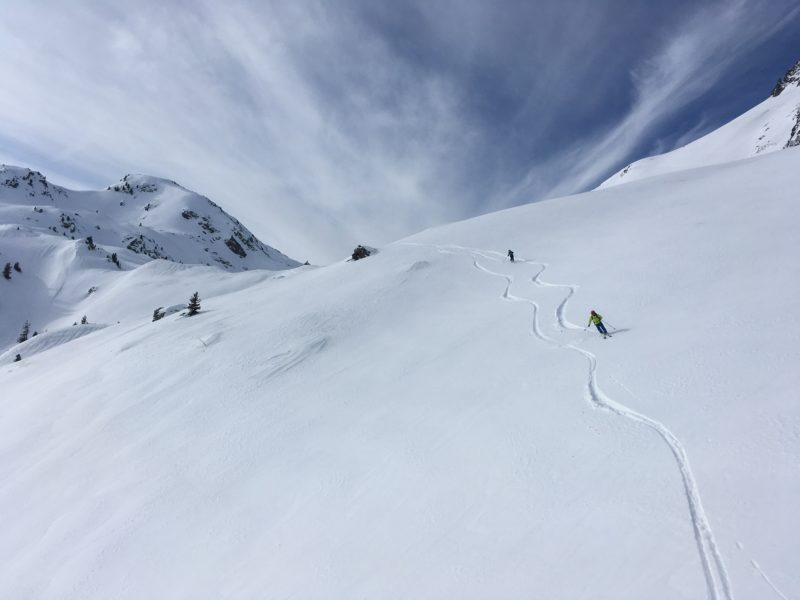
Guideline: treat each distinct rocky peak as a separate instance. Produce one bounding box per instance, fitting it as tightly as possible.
[106,174,178,195]
[770,59,800,97]
[1,165,67,202]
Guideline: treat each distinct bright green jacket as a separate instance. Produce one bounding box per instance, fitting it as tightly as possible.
[588,313,603,326]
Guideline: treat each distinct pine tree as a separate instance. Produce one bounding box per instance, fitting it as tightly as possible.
[80,315,88,325]
[110,253,121,268]
[3,263,11,279]
[86,236,96,250]
[13,262,21,272]
[187,292,201,316]
[152,307,165,322]
[17,321,30,343]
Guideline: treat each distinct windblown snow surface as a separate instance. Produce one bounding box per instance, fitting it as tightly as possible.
[1,148,799,599]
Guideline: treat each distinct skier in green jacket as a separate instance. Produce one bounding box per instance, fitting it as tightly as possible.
[587,310,610,337]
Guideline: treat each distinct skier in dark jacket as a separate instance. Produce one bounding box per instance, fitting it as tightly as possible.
[507,249,515,262]
[587,310,610,337]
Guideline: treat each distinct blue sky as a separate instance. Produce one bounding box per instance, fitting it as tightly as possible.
[1,0,798,261]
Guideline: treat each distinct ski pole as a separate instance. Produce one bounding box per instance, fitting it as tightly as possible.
[604,321,617,331]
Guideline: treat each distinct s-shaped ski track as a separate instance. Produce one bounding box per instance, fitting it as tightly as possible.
[419,243,735,600]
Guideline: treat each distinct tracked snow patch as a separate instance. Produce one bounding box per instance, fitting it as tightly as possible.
[0,145,798,599]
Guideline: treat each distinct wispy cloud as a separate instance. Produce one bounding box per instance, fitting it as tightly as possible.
[501,0,799,206]
[649,117,718,157]
[0,0,797,260]
[1,1,483,260]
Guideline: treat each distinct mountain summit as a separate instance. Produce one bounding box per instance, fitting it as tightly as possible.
[770,58,800,97]
[0,166,298,271]
[0,166,300,348]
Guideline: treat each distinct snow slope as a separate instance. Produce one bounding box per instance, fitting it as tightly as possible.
[0,166,299,349]
[1,148,798,599]
[600,59,800,188]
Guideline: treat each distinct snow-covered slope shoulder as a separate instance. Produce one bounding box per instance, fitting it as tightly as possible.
[0,147,798,599]
[600,59,800,188]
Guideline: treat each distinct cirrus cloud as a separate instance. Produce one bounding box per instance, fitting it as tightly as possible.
[0,0,797,261]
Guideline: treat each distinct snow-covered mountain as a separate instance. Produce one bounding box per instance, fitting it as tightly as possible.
[0,165,299,348]
[600,59,800,188]
[1,143,798,598]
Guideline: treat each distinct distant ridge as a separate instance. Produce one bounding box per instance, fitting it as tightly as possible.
[0,165,299,271]
[600,59,800,188]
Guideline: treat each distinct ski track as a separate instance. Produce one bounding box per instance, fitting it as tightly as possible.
[253,336,329,381]
[426,243,735,600]
[749,560,790,600]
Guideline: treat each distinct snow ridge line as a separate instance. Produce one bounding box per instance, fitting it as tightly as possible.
[428,243,734,600]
